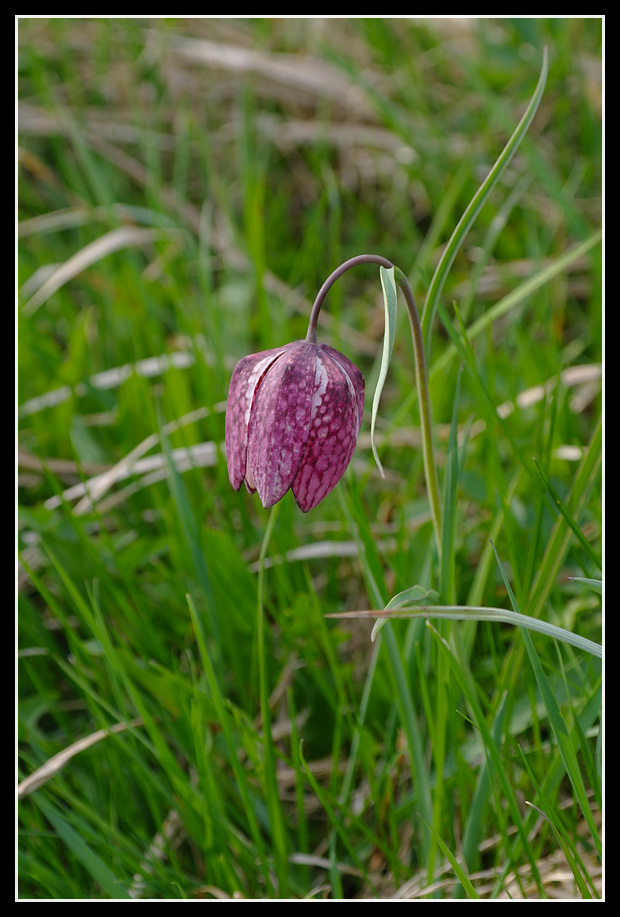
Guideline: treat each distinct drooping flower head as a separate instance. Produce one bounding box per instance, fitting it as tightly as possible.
[225,340,364,512]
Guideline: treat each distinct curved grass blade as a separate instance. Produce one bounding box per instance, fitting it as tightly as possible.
[525,802,592,898]
[568,577,602,595]
[421,45,549,354]
[532,457,601,569]
[423,620,545,893]
[528,416,602,621]
[186,593,275,896]
[329,604,601,659]
[390,231,602,436]
[491,543,602,860]
[21,226,166,317]
[418,815,480,899]
[33,795,131,899]
[371,584,438,642]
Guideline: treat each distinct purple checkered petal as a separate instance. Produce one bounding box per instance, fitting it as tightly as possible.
[225,338,365,511]
[225,344,291,492]
[292,343,365,512]
[246,342,317,508]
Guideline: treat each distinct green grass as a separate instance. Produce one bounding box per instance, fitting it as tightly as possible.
[18,17,602,900]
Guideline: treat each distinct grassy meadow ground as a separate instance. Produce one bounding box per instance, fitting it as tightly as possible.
[17,17,602,899]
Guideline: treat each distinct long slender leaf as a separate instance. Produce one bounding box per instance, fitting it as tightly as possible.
[532,456,601,569]
[33,795,131,899]
[525,802,592,899]
[186,593,275,896]
[491,543,602,859]
[440,363,464,604]
[461,691,508,873]
[418,815,480,899]
[370,265,398,478]
[421,46,549,355]
[328,604,601,659]
[528,416,602,620]
[423,621,545,893]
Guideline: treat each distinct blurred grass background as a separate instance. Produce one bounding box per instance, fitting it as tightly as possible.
[18,17,602,900]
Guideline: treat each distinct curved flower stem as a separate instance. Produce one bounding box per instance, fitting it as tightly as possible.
[306,254,443,554]
[306,253,393,344]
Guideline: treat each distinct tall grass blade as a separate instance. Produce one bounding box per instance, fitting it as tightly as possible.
[491,543,602,859]
[33,795,131,899]
[418,815,480,899]
[532,457,601,570]
[421,46,549,355]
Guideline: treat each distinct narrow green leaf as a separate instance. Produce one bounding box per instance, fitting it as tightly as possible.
[391,231,602,433]
[186,593,275,896]
[568,577,603,595]
[528,416,602,621]
[297,741,373,889]
[423,621,545,892]
[331,603,602,659]
[339,484,433,858]
[532,457,601,569]
[440,364,464,604]
[525,802,592,898]
[491,544,602,859]
[520,626,602,859]
[422,46,549,354]
[370,265,398,477]
[157,405,223,674]
[34,795,131,899]
[418,815,480,899]
[461,692,508,873]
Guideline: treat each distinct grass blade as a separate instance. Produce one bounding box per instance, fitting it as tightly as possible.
[33,795,131,899]
[531,457,601,570]
[328,604,601,659]
[186,593,275,896]
[421,46,549,354]
[491,544,602,860]
[525,802,592,899]
[440,363,464,604]
[418,815,480,899]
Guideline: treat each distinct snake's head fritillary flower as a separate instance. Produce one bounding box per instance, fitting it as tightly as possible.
[225,340,364,512]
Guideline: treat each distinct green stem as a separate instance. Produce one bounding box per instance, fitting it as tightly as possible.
[306,254,442,553]
[394,267,442,552]
[256,502,289,895]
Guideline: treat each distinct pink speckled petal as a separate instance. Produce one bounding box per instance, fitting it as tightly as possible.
[320,343,365,430]
[246,342,315,508]
[292,344,365,512]
[224,345,288,492]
